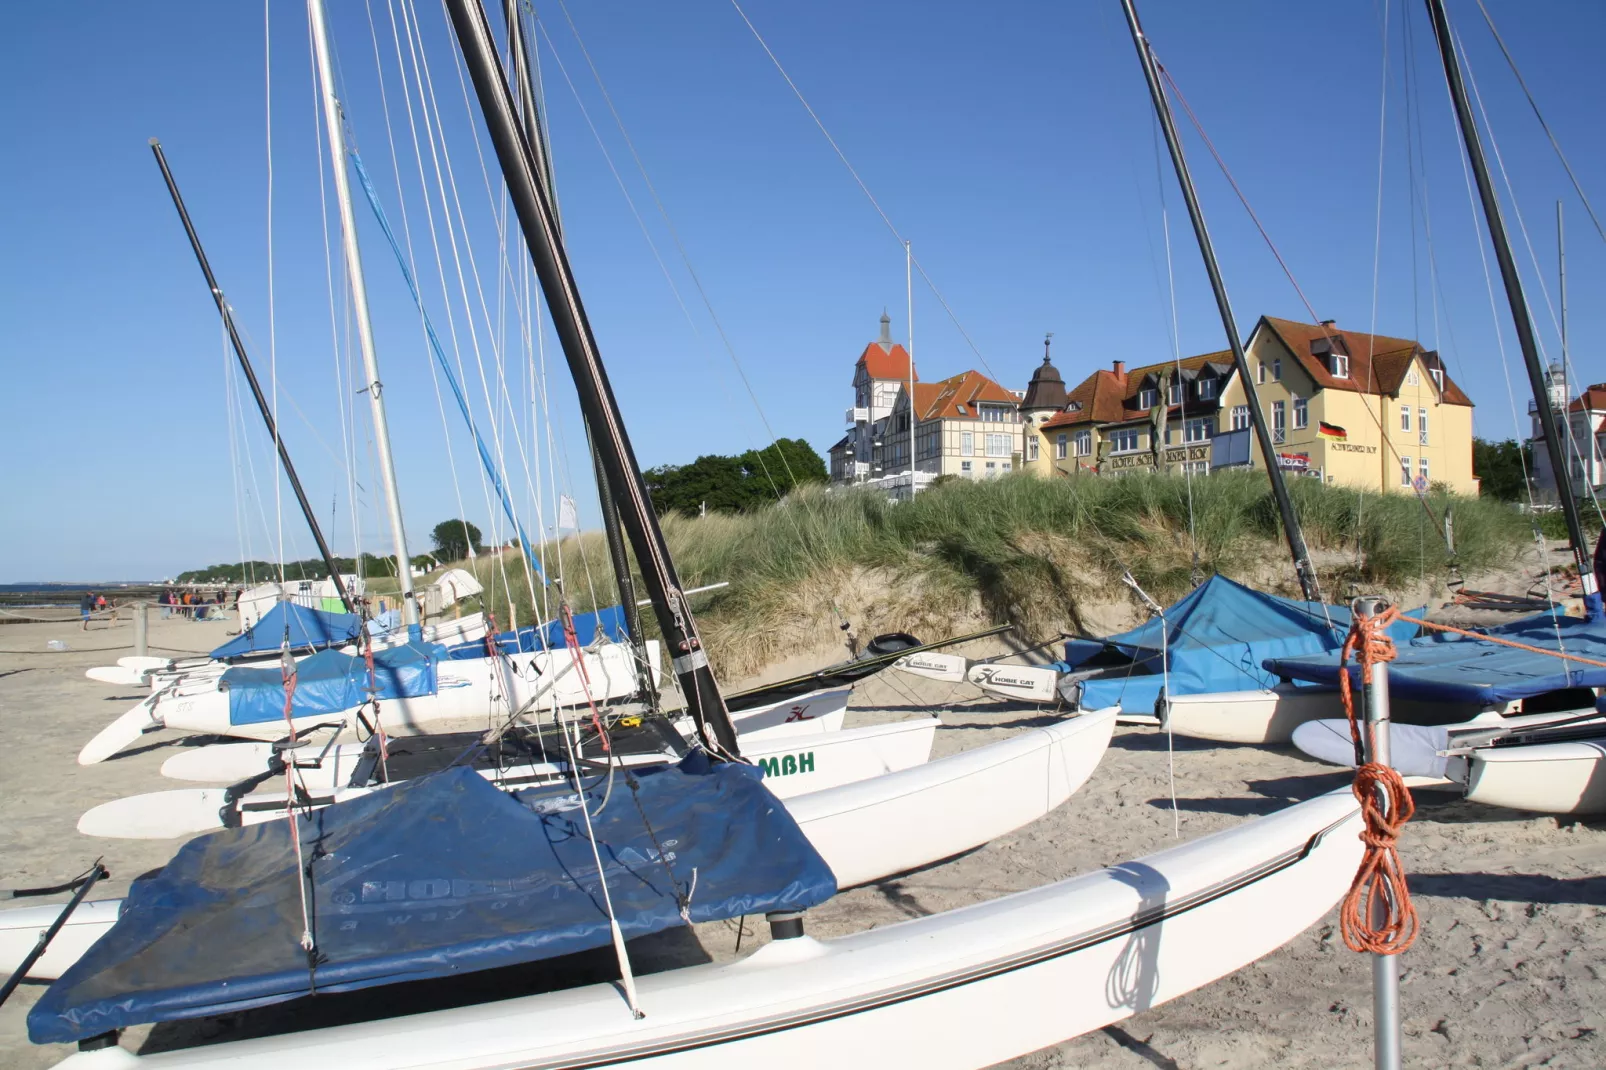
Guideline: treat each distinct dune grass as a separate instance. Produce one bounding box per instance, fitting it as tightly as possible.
[441,472,1532,678]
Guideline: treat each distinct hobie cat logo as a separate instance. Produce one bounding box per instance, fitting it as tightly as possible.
[757,751,815,778]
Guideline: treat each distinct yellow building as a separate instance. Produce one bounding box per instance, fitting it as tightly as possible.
[1023,317,1478,495]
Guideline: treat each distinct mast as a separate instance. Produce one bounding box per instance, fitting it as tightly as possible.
[905,241,917,496]
[443,0,740,756]
[500,0,644,645]
[1118,0,1319,603]
[1423,0,1600,616]
[306,0,420,629]
[149,139,354,614]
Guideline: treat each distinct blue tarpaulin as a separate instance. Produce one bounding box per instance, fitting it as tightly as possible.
[29,755,836,1044]
[1064,575,1417,714]
[209,602,364,660]
[445,605,629,660]
[222,642,443,725]
[1266,612,1606,706]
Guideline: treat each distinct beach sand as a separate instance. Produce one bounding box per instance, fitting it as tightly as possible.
[1,614,1603,1068]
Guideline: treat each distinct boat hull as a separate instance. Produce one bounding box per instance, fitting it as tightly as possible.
[1466,739,1606,814]
[44,770,1357,1070]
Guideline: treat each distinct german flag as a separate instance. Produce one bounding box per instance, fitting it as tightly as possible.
[1317,422,1347,440]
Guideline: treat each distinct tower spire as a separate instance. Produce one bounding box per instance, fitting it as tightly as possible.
[878,309,892,348]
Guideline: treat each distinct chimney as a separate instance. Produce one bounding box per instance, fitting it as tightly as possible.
[1112,360,1126,376]
[878,310,892,349]
[1319,319,1336,329]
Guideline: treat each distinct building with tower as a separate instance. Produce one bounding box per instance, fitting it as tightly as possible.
[1528,362,1606,502]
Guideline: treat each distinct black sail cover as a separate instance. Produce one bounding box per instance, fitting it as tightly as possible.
[31,756,835,1043]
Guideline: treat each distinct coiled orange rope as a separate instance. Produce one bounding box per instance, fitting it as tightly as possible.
[1337,607,1419,956]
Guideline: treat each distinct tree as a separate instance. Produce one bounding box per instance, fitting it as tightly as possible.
[645,439,828,516]
[430,519,483,562]
[1472,438,1531,501]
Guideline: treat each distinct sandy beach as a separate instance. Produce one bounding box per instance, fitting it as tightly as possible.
[1,611,1603,1068]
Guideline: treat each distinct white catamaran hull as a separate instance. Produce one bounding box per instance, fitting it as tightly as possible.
[77,716,941,840]
[10,710,1118,983]
[45,772,1357,1070]
[1155,685,1344,744]
[1465,739,1606,815]
[76,641,660,766]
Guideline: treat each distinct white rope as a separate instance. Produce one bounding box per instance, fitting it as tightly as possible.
[265,0,286,588]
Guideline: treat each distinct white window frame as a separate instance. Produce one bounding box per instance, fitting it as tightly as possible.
[1418,408,1428,445]
[1183,417,1213,443]
[1027,435,1039,461]
[960,431,973,457]
[1231,405,1251,431]
[1257,361,1267,385]
[1271,400,1286,445]
[960,460,972,473]
[1111,428,1141,453]
[1137,387,1158,409]
[1055,433,1068,460]
[984,433,1010,458]
[1406,368,1420,386]
[1418,457,1430,484]
[1333,354,1350,379]
[1293,396,1308,429]
[1074,430,1091,457]
[1168,381,1184,406]
[1431,368,1444,392]
[1272,358,1282,382]
[1400,405,1411,433]
[1400,455,1412,486]
[1196,377,1218,400]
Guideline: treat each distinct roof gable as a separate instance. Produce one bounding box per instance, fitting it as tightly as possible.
[1255,317,1472,406]
[856,342,914,383]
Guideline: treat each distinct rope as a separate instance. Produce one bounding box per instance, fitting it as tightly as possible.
[1335,608,1418,956]
[1393,611,1606,670]
[278,641,317,956]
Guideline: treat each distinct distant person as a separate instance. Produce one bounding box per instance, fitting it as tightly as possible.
[80,591,95,630]
[159,589,173,619]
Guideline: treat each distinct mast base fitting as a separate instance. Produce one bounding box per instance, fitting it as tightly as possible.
[767,910,805,940]
[79,1032,120,1052]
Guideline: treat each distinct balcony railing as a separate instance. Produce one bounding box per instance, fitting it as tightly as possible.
[846,407,869,427]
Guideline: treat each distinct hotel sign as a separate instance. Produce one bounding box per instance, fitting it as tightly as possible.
[1330,442,1378,454]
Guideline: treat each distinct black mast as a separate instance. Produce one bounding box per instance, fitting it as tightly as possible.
[1117,0,1319,603]
[1423,0,1600,615]
[500,0,645,648]
[150,139,355,613]
[443,0,739,755]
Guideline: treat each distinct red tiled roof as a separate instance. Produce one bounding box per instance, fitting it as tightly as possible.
[856,342,914,382]
[1570,384,1606,414]
[913,370,1017,420]
[1257,316,1473,406]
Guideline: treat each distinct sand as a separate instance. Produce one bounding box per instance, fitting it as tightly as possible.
[2,612,1604,1068]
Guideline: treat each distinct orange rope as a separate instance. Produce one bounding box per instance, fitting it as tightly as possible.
[1396,612,1606,669]
[1337,608,1419,956]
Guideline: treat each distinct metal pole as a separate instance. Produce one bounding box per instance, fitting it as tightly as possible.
[906,239,917,499]
[443,0,739,755]
[306,0,420,629]
[133,603,148,657]
[1355,596,1402,1070]
[148,142,354,613]
[1117,0,1319,603]
[1423,0,1598,615]
[498,0,643,644]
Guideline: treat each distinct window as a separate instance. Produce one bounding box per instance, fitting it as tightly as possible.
[1231,405,1251,430]
[980,404,1011,423]
[1055,433,1068,460]
[956,404,967,415]
[985,433,1010,457]
[1418,408,1428,445]
[1272,359,1282,382]
[1001,462,1011,472]
[1406,368,1420,387]
[960,431,973,457]
[1196,377,1218,400]
[1184,417,1214,443]
[1400,406,1412,433]
[1111,428,1141,453]
[1257,361,1267,385]
[1183,460,1209,477]
[961,461,972,473]
[1074,430,1091,456]
[1400,455,1412,486]
[1418,457,1430,484]
[1027,436,1039,461]
[1333,354,1350,379]
[1272,400,1286,444]
[1137,387,1158,409]
[1293,396,1309,429]
[985,461,997,471]
[1168,381,1184,406]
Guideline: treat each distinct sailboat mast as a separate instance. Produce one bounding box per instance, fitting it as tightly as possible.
[500,0,644,645]
[1423,0,1599,614]
[306,0,420,628]
[443,0,740,756]
[1117,0,1318,603]
[149,139,355,614]
[906,241,917,496]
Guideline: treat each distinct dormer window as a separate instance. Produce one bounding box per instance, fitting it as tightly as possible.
[1431,368,1444,392]
[1137,387,1158,409]
[1168,381,1184,405]
[1196,377,1218,400]
[956,404,967,415]
[1066,401,1082,412]
[1332,354,1350,378]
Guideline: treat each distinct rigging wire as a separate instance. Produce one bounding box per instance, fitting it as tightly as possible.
[265,0,286,588]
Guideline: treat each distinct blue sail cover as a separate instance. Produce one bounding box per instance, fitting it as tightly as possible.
[29,756,835,1044]
[1265,612,1606,706]
[1065,575,1416,714]
[209,601,364,660]
[222,642,443,726]
[445,605,629,660]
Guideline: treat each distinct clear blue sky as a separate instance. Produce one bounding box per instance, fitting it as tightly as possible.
[3,1,1602,582]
